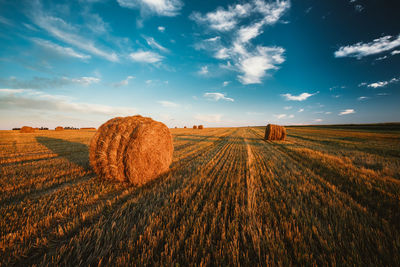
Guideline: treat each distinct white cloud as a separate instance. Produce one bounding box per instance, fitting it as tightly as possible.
[274,114,286,119]
[361,77,400,88]
[0,88,136,116]
[32,38,91,60]
[223,81,230,87]
[281,92,316,101]
[288,114,294,118]
[284,106,292,110]
[325,111,332,114]
[113,76,134,87]
[191,1,290,85]
[354,5,364,12]
[392,50,400,55]
[314,119,323,122]
[158,26,165,32]
[198,66,209,75]
[237,46,285,84]
[194,114,222,123]
[70,77,100,86]
[339,109,355,115]
[298,108,304,112]
[129,50,163,63]
[334,34,400,59]
[357,96,370,101]
[117,0,183,16]
[204,92,234,102]
[190,3,252,31]
[31,7,118,62]
[143,36,169,52]
[158,100,179,108]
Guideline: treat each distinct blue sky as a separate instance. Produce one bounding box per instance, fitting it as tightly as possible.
[0,0,399,129]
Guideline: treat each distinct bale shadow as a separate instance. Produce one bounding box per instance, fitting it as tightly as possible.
[36,136,90,169]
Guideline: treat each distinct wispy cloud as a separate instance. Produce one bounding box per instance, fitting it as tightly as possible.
[30,3,118,62]
[158,100,179,108]
[223,81,230,87]
[298,108,304,112]
[194,113,222,123]
[274,114,286,119]
[203,92,234,102]
[113,76,134,87]
[284,106,292,110]
[314,118,323,122]
[70,77,100,86]
[32,38,91,60]
[117,0,183,16]
[0,88,136,116]
[0,15,14,27]
[143,36,169,52]
[158,26,165,32]
[0,76,100,89]
[198,66,209,75]
[191,0,290,85]
[357,96,370,101]
[281,92,317,101]
[359,77,400,88]
[130,50,163,63]
[334,34,400,59]
[339,109,355,115]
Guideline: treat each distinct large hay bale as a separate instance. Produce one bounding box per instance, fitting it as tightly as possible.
[184,126,187,128]
[55,126,64,131]
[89,115,173,185]
[264,124,286,141]
[20,126,35,133]
[193,125,197,129]
[198,125,204,129]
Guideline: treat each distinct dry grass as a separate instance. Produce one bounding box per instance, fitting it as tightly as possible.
[0,125,399,266]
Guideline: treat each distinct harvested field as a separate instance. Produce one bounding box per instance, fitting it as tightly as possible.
[0,126,399,266]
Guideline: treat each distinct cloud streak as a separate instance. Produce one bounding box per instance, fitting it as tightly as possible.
[130,50,163,63]
[334,34,400,59]
[339,109,355,115]
[0,88,136,116]
[204,92,234,102]
[117,0,183,16]
[281,92,317,101]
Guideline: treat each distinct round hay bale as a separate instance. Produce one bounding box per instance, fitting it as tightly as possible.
[198,125,204,129]
[89,115,173,185]
[193,125,197,129]
[264,124,286,141]
[55,126,64,131]
[184,126,187,128]
[20,126,35,133]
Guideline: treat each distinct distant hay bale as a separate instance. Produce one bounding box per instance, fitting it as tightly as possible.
[264,124,286,141]
[198,125,204,129]
[20,126,35,133]
[184,126,187,128]
[55,126,64,131]
[80,127,96,130]
[89,115,174,186]
[193,125,197,129]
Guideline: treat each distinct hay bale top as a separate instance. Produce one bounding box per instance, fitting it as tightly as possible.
[20,126,35,133]
[89,115,173,186]
[264,124,286,141]
[184,126,187,128]
[55,126,64,131]
[193,125,197,129]
[198,125,204,129]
